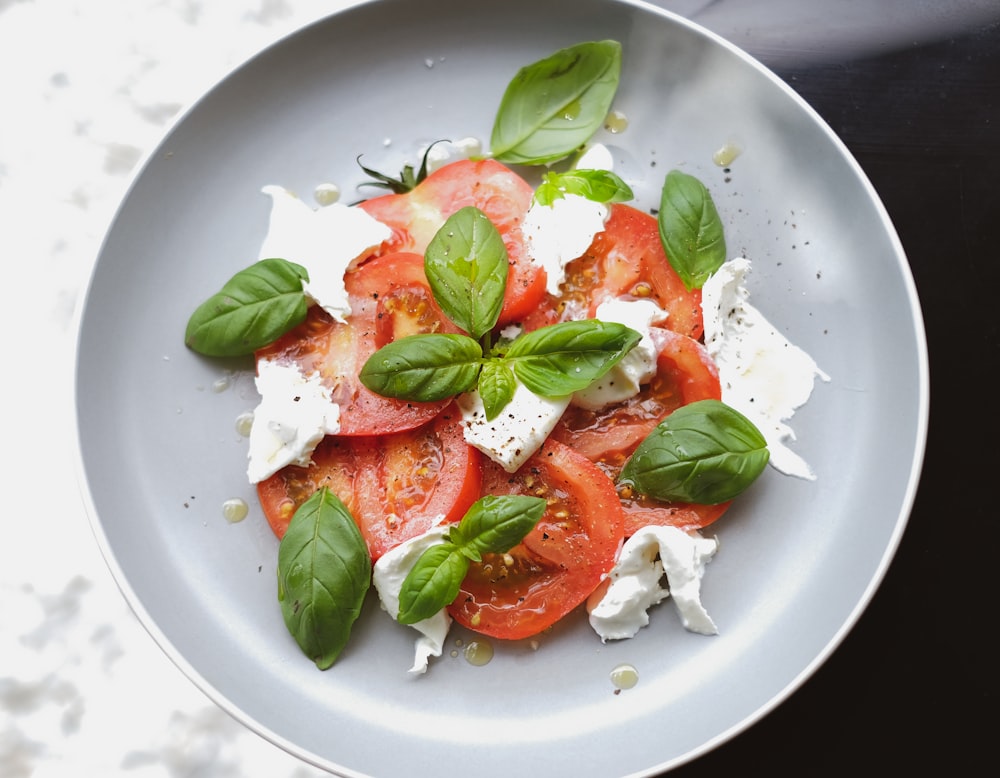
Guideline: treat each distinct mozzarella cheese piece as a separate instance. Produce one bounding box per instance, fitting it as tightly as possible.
[258,185,392,322]
[522,193,609,296]
[456,382,570,473]
[572,297,669,410]
[701,257,830,480]
[371,522,453,675]
[246,359,340,484]
[589,525,719,641]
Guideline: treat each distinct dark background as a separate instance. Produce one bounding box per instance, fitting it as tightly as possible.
[665,5,998,775]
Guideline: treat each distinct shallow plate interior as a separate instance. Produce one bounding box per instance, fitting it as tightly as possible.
[74,0,928,776]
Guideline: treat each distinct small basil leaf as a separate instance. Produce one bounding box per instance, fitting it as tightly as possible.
[276,487,372,670]
[397,542,469,626]
[358,333,483,401]
[478,361,517,421]
[424,206,509,339]
[534,169,633,207]
[505,319,642,396]
[396,494,545,625]
[658,170,727,291]
[619,399,770,505]
[185,258,309,357]
[456,494,547,559]
[491,40,622,165]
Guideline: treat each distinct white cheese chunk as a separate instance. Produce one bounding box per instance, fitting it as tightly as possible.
[701,258,830,480]
[258,185,392,322]
[522,193,609,296]
[246,359,340,484]
[372,522,453,675]
[572,298,668,410]
[589,525,719,641]
[456,382,570,473]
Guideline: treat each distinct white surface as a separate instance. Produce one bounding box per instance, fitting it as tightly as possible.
[1,3,341,776]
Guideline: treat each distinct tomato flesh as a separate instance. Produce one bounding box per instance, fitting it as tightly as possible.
[257,403,481,560]
[448,440,625,640]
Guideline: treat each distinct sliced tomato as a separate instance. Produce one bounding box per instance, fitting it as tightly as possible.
[256,251,461,436]
[358,159,546,326]
[256,403,482,560]
[448,440,625,640]
[549,329,730,535]
[528,203,704,339]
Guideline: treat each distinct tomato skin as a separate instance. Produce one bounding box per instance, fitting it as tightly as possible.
[358,159,545,326]
[549,329,731,535]
[448,440,625,640]
[257,404,482,561]
[256,252,460,436]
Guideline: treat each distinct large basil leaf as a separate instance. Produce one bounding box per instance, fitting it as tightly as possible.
[184,258,309,357]
[276,487,372,670]
[658,170,727,291]
[619,399,769,505]
[504,319,641,396]
[358,333,483,401]
[424,206,509,340]
[491,40,622,165]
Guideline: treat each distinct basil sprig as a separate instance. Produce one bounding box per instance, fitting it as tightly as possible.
[491,40,622,165]
[658,170,727,291]
[359,206,641,419]
[619,399,769,505]
[397,495,546,625]
[185,258,309,357]
[534,169,633,207]
[276,487,372,669]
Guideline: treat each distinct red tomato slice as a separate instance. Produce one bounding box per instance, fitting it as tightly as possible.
[358,159,546,326]
[550,329,730,535]
[448,440,625,640]
[256,403,482,560]
[256,252,461,436]
[525,203,705,339]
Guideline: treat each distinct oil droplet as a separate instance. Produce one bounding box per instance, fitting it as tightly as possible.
[235,411,254,437]
[463,639,494,667]
[212,375,231,392]
[610,663,639,691]
[222,498,249,523]
[712,142,742,167]
[604,109,629,134]
[560,98,582,121]
[314,182,340,206]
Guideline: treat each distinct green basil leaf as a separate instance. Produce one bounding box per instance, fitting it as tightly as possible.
[534,169,633,207]
[276,487,372,669]
[424,206,509,339]
[184,258,309,357]
[396,542,469,626]
[491,40,622,165]
[619,399,769,505]
[358,333,482,401]
[505,319,642,396]
[452,494,547,559]
[397,494,545,625]
[478,361,517,421]
[658,170,727,291]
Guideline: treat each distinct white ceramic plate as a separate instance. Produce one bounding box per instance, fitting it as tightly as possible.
[74,1,928,775]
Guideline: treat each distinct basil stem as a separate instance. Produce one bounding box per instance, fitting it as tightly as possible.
[658,170,727,291]
[184,258,309,357]
[491,40,622,165]
[397,495,546,625]
[619,399,770,505]
[276,487,372,670]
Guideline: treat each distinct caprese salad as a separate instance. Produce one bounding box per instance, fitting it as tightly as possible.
[185,40,826,673]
